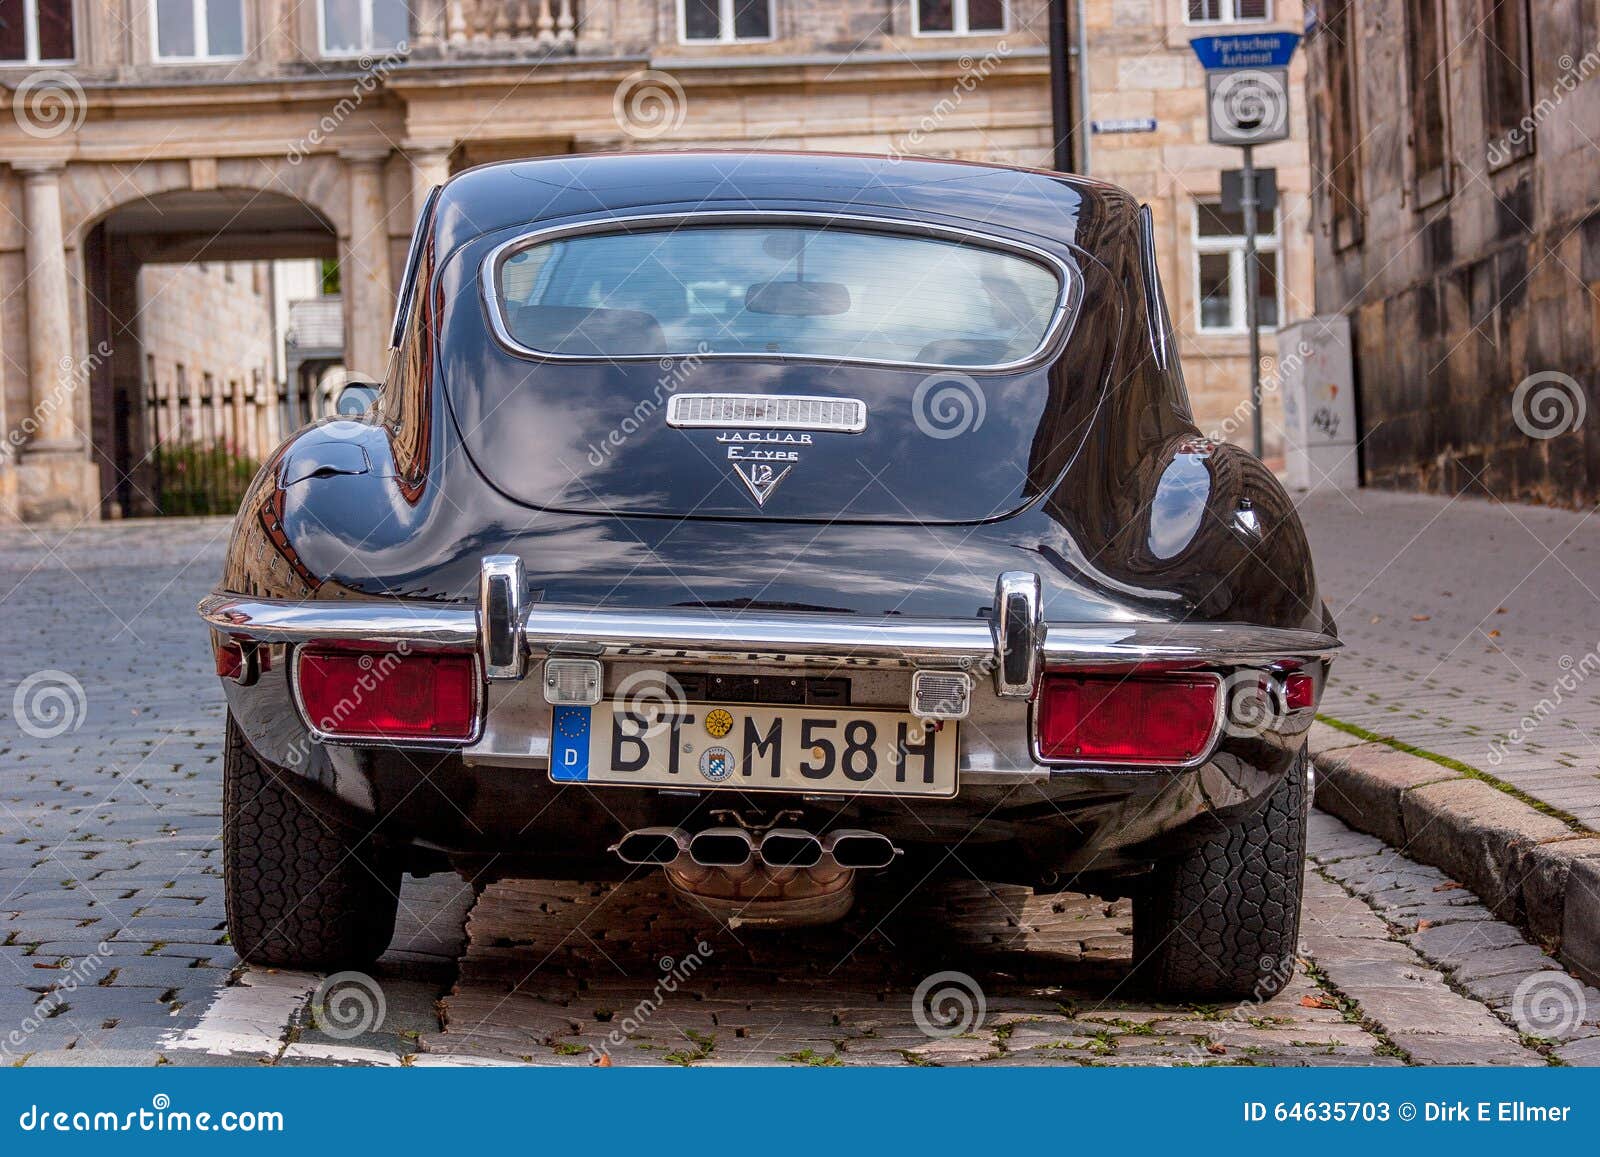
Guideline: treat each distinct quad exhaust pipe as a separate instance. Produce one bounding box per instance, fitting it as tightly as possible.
[612,825,898,871]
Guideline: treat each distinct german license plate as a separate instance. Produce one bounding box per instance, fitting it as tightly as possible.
[548,702,958,797]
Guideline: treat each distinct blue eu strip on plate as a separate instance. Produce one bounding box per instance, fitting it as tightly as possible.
[549,705,591,781]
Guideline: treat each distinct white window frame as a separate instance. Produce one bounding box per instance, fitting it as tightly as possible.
[1184,0,1272,25]
[150,0,247,62]
[317,0,409,57]
[1191,200,1283,335]
[913,0,1010,36]
[3,0,75,64]
[677,0,776,44]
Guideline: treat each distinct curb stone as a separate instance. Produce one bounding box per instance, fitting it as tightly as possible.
[1309,721,1600,988]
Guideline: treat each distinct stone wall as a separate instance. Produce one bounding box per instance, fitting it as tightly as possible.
[1305,0,1600,506]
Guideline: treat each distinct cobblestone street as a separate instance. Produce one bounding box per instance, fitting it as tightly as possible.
[1300,489,1600,830]
[1,505,1597,1067]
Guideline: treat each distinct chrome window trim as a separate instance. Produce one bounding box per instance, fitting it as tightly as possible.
[1028,670,1227,771]
[390,183,441,350]
[478,210,1083,373]
[288,643,486,749]
[1138,204,1173,373]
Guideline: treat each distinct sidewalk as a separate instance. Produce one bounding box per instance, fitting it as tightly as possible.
[1298,488,1600,831]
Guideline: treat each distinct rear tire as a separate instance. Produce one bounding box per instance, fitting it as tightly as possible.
[223,715,401,969]
[1132,748,1308,1002]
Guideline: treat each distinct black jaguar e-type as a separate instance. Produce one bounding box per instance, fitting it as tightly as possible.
[200,151,1337,1000]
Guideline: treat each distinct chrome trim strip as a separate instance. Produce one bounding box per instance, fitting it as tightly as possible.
[202,596,479,647]
[992,570,1043,698]
[390,184,441,351]
[478,555,526,679]
[199,594,1342,667]
[666,393,868,433]
[478,210,1083,373]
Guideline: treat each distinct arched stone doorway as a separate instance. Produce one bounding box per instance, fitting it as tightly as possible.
[82,187,339,517]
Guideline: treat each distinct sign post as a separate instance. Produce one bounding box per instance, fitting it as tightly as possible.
[1191,31,1299,459]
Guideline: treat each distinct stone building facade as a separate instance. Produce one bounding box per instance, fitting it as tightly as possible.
[0,0,1312,524]
[1080,0,1315,456]
[1305,0,1600,506]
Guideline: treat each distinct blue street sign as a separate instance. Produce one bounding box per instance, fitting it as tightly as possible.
[1190,31,1301,70]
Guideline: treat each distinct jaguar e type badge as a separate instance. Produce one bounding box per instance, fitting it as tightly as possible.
[731,460,793,506]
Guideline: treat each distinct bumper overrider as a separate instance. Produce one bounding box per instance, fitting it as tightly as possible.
[199,558,1339,885]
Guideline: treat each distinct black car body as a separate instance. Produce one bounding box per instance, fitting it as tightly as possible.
[201,152,1337,998]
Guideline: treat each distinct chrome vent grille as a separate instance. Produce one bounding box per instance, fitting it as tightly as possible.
[667,394,867,433]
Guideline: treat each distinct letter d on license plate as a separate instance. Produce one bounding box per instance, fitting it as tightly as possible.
[550,702,957,797]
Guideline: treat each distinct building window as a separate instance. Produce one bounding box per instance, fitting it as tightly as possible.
[680,0,773,43]
[1481,0,1534,166]
[152,0,245,60]
[1186,0,1269,23]
[914,1,1006,34]
[320,0,409,55]
[1404,0,1451,204]
[1318,0,1363,249]
[0,0,74,61]
[1192,201,1281,334]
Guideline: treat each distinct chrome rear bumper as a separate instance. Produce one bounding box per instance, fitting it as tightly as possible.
[199,560,1339,697]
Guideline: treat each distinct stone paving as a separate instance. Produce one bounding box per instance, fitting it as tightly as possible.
[1298,488,1600,830]
[1,510,1597,1066]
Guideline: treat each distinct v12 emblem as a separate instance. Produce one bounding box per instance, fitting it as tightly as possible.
[731,460,793,506]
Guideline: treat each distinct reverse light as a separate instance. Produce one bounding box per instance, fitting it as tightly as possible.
[295,647,479,741]
[543,657,603,706]
[911,670,971,719]
[1034,672,1221,766]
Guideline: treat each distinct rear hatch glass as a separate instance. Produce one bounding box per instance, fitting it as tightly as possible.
[489,223,1063,367]
[449,219,1094,524]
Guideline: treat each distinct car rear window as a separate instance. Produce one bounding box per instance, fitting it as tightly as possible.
[488,223,1063,367]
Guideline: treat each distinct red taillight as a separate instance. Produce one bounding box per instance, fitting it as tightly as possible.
[1282,671,1316,712]
[295,647,478,741]
[1035,673,1220,765]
